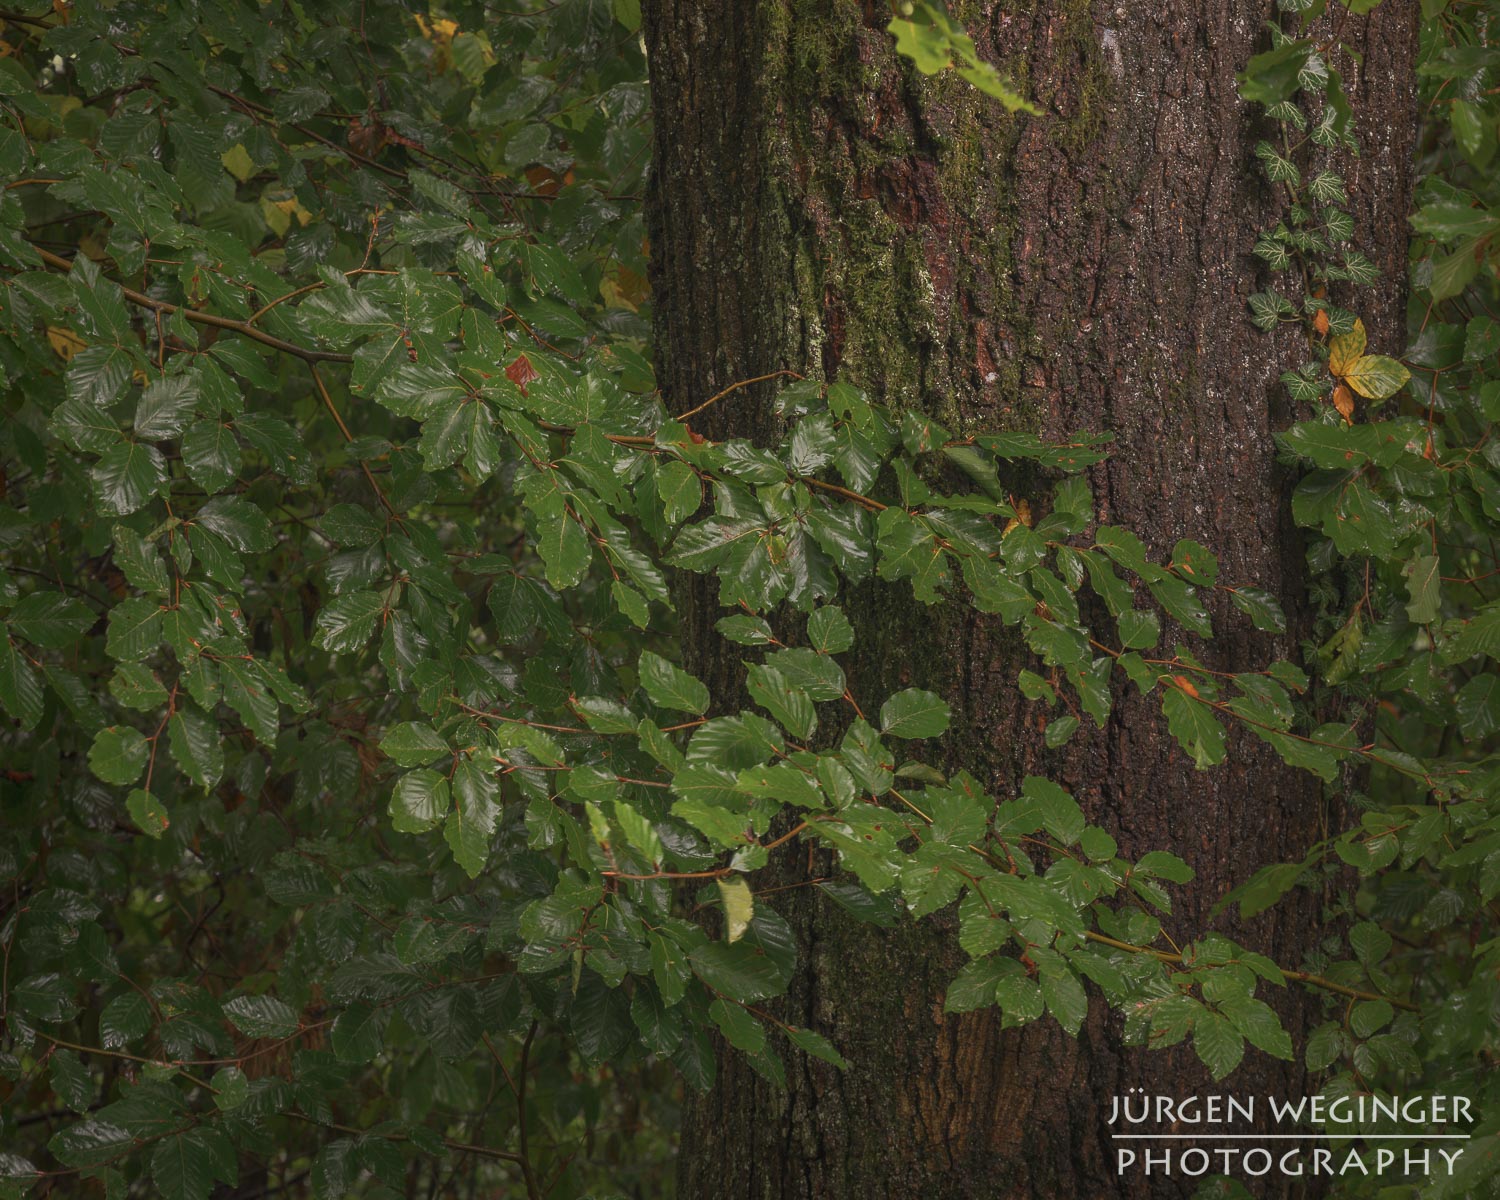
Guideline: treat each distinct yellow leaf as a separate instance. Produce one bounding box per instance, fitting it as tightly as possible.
[717,876,754,944]
[45,325,86,361]
[259,195,310,237]
[1328,318,1366,377]
[261,197,291,237]
[1343,354,1411,401]
[221,143,255,183]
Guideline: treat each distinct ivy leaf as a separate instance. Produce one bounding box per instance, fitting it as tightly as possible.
[879,688,950,739]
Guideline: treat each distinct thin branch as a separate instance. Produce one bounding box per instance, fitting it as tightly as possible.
[286,1113,525,1165]
[1082,931,1419,1011]
[30,245,352,365]
[516,1021,542,1200]
[674,370,803,422]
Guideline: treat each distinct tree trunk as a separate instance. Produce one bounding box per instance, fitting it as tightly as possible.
[641,3,1418,1197]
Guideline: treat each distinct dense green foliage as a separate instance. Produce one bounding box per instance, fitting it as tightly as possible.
[0,0,1493,1197]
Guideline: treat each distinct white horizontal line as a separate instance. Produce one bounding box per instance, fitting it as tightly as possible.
[1110,1134,1471,1140]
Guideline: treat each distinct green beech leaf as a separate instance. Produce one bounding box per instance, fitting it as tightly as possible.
[638,650,709,714]
[181,420,241,493]
[879,688,950,739]
[380,722,450,767]
[313,591,385,653]
[1403,553,1441,624]
[126,788,169,837]
[389,769,450,833]
[806,605,854,653]
[223,994,300,1038]
[8,593,95,647]
[92,442,168,515]
[1162,687,1227,769]
[1227,586,1286,633]
[89,725,149,785]
[1194,1012,1245,1080]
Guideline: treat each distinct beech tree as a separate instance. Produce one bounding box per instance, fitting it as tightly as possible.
[0,2,1496,1200]
[644,7,1418,1195]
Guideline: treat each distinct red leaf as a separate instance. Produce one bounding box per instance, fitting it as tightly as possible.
[505,353,539,395]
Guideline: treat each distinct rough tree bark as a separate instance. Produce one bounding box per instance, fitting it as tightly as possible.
[641,3,1418,1197]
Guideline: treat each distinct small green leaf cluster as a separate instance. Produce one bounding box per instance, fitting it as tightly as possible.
[886,1,1040,114]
